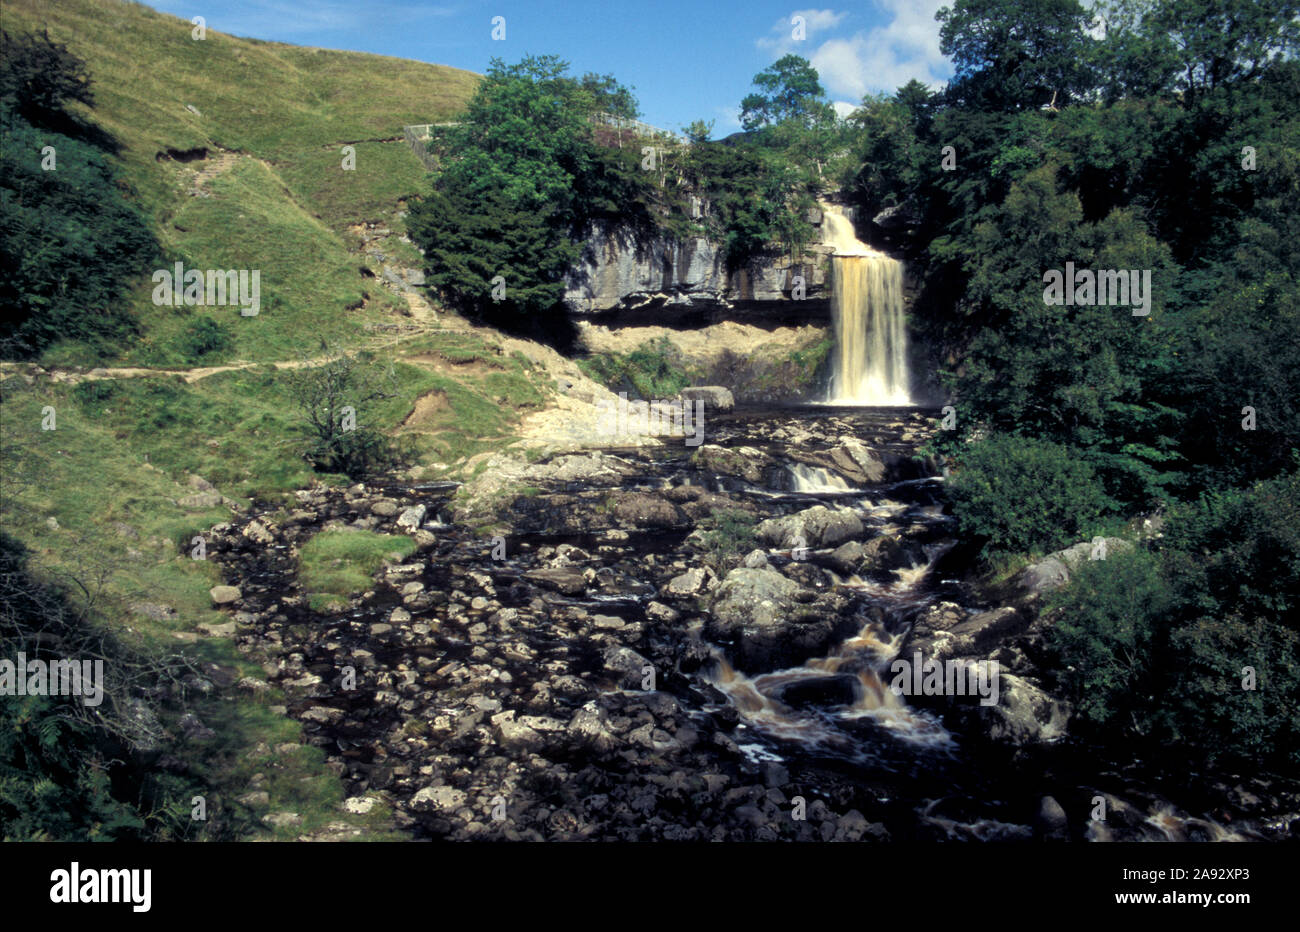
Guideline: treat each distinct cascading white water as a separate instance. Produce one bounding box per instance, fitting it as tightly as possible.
[821,205,912,406]
[787,463,855,494]
[705,554,953,752]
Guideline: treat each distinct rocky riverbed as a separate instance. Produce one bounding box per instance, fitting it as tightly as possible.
[206,406,1300,841]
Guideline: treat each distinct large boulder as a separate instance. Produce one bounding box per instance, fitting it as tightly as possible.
[710,567,801,628]
[818,534,909,576]
[754,505,863,550]
[934,607,1028,659]
[976,673,1071,745]
[830,439,886,483]
[691,444,773,484]
[411,785,466,814]
[180,491,224,510]
[524,566,590,595]
[209,585,242,605]
[611,492,682,528]
[1019,557,1070,594]
[396,504,426,531]
[707,566,853,671]
[1019,537,1136,594]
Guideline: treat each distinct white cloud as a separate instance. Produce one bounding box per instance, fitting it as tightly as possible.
[757,2,952,104]
[757,9,848,55]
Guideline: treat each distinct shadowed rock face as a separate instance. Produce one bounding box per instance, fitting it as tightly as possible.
[564,223,832,322]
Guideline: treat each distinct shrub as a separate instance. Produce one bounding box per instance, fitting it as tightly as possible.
[0,31,157,360]
[577,336,691,400]
[1048,468,1300,766]
[180,316,233,360]
[1161,469,1300,763]
[287,352,407,479]
[699,508,758,574]
[947,432,1116,559]
[0,531,206,839]
[1046,547,1174,728]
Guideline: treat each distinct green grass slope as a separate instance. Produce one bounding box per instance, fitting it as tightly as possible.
[7,0,480,367]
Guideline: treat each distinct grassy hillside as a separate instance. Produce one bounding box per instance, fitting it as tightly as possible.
[1,0,558,839]
[7,0,480,367]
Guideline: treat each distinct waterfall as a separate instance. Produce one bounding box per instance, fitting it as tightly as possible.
[820,205,912,406]
[787,463,855,494]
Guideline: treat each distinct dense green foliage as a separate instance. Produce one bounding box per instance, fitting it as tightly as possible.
[408,56,654,344]
[740,54,837,131]
[947,433,1117,557]
[700,508,760,575]
[1049,468,1300,765]
[857,0,1299,508]
[0,531,204,839]
[409,53,840,332]
[859,0,1300,767]
[0,30,156,359]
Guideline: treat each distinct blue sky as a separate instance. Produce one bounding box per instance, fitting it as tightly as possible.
[149,1,954,136]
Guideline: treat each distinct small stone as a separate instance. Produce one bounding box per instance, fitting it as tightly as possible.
[197,621,236,637]
[645,601,680,623]
[209,585,242,605]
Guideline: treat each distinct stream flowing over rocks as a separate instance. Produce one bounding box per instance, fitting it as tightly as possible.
[207,406,1299,841]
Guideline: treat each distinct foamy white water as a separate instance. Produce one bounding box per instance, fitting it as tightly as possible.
[820,205,912,406]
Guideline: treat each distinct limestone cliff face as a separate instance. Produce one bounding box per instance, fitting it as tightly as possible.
[563,222,834,322]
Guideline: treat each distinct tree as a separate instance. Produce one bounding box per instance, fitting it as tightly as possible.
[579,72,639,119]
[1149,0,1300,101]
[937,0,1097,110]
[939,166,1183,505]
[288,351,403,478]
[0,29,93,127]
[683,118,715,144]
[408,56,650,346]
[739,54,836,131]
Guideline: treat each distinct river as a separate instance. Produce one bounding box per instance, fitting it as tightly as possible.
[208,403,1293,841]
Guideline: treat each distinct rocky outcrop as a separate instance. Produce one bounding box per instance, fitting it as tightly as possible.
[704,566,854,671]
[564,223,831,322]
[754,505,864,550]
[679,386,735,412]
[1019,537,1136,594]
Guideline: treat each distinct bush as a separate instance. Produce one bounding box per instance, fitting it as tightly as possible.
[0,531,206,839]
[577,336,691,400]
[287,352,407,479]
[1161,469,1300,763]
[947,432,1116,559]
[1047,548,1174,728]
[1048,468,1300,766]
[0,31,157,360]
[699,508,758,574]
[180,316,233,360]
